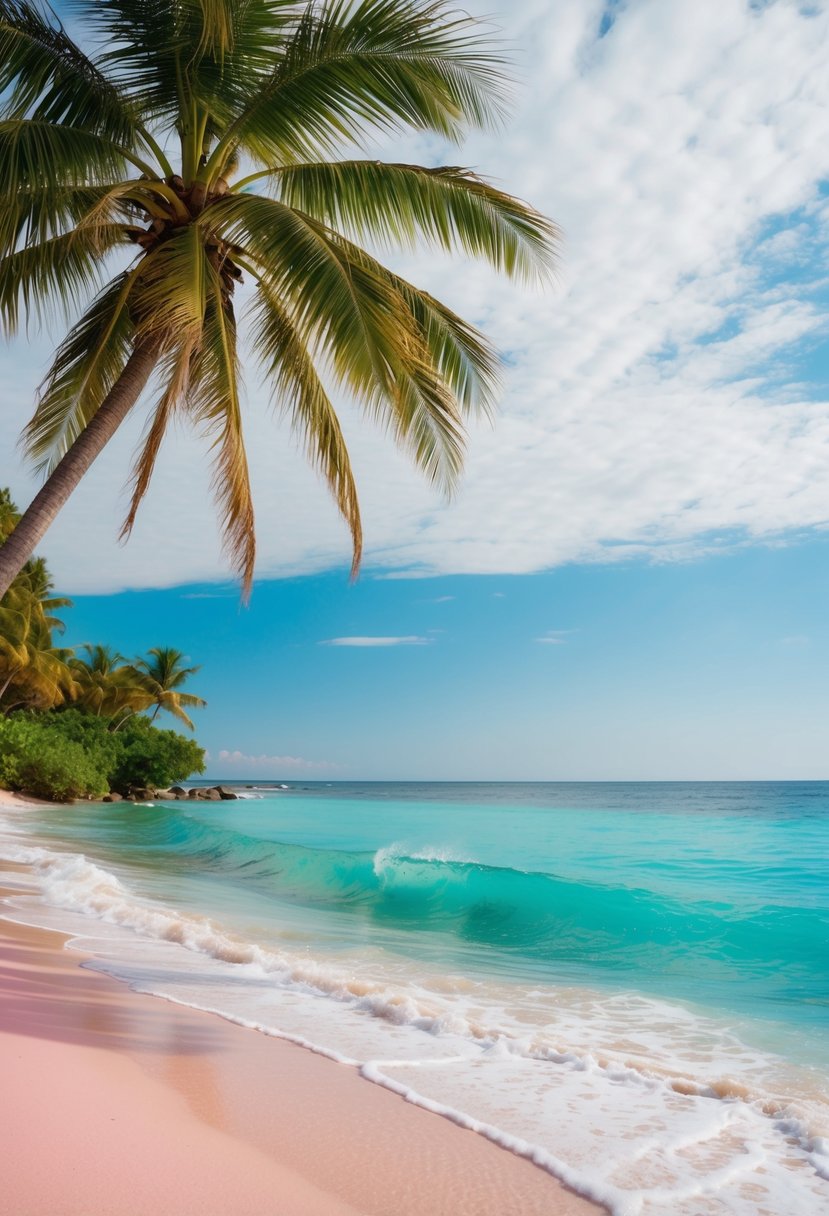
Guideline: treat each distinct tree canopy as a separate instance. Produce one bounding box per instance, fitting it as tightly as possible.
[0,490,206,728]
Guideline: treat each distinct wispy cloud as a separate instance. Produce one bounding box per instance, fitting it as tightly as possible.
[320,636,433,648]
[535,630,572,645]
[217,750,338,771]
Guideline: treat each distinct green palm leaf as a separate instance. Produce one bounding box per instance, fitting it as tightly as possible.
[205,0,507,175]
[253,281,363,573]
[0,118,130,193]
[270,160,557,281]
[1,184,112,250]
[386,275,499,418]
[0,1,139,146]
[212,192,467,491]
[25,271,137,471]
[0,222,130,333]
[130,222,210,344]
[121,343,194,542]
[188,267,256,594]
[77,0,292,156]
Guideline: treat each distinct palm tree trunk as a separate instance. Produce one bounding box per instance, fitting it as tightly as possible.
[0,341,160,599]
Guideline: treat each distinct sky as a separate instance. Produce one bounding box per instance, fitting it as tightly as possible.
[4,0,829,778]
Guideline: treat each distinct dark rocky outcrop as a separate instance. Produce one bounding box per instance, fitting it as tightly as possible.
[105,784,239,804]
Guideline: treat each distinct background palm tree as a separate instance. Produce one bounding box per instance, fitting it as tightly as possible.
[0,0,556,599]
[134,646,206,730]
[20,557,72,633]
[0,592,76,711]
[0,491,76,710]
[70,642,151,721]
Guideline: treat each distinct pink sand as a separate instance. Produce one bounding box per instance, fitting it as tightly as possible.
[0,865,602,1215]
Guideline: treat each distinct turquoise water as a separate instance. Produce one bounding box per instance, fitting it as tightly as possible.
[3,781,829,1214]
[23,782,829,1040]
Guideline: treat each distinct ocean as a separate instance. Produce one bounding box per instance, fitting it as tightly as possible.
[1,781,828,1215]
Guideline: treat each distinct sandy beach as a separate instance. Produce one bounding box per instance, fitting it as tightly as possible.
[0,793,600,1216]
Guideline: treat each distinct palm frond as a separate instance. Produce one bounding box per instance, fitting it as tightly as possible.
[211,192,466,494]
[0,1,139,145]
[206,0,507,176]
[252,282,362,573]
[187,268,256,595]
[175,690,207,706]
[271,160,558,281]
[76,0,293,137]
[0,118,129,197]
[130,222,209,345]
[385,273,499,418]
[121,340,195,539]
[0,182,117,251]
[24,270,136,469]
[68,0,184,123]
[0,222,130,333]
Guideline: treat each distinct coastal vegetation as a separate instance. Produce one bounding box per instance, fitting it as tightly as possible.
[0,490,206,800]
[0,0,556,599]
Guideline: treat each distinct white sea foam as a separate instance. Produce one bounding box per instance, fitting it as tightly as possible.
[2,825,828,1215]
[372,841,478,877]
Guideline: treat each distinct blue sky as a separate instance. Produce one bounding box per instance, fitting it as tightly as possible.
[5,0,829,777]
[60,535,829,780]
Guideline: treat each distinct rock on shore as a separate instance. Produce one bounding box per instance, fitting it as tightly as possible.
[123,785,238,802]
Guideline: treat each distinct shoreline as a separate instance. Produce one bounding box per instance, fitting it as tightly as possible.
[0,790,601,1216]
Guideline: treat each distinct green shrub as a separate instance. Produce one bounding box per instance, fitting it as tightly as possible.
[0,715,108,801]
[0,709,205,801]
[109,716,205,794]
[49,708,121,767]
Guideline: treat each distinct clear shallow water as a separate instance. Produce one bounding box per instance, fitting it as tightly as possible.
[2,781,828,1215]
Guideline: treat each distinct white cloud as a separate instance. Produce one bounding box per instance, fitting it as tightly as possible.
[217,749,338,771]
[535,630,572,645]
[320,636,433,647]
[5,1,829,591]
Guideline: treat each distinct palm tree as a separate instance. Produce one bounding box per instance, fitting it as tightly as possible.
[134,646,206,729]
[71,642,152,720]
[19,556,72,633]
[0,491,76,708]
[0,590,76,711]
[0,0,556,600]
